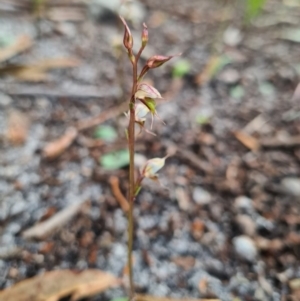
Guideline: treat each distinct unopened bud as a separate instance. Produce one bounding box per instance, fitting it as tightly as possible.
[138,54,181,79]
[120,16,133,51]
[141,23,148,47]
[147,54,181,69]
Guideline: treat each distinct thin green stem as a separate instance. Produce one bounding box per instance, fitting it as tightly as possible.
[127,49,138,301]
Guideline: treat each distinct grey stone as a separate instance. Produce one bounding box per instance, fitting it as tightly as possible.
[236,214,256,236]
[139,215,159,230]
[192,187,212,205]
[223,26,243,47]
[149,282,170,296]
[108,243,127,274]
[114,209,127,234]
[0,93,12,107]
[218,69,240,84]
[233,235,257,262]
[229,273,253,296]
[6,222,21,234]
[281,177,300,197]
[189,270,232,301]
[254,287,268,301]
[234,196,253,212]
[88,0,146,25]
[0,245,21,259]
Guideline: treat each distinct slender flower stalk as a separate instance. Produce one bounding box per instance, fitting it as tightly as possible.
[127,53,137,301]
[119,17,179,301]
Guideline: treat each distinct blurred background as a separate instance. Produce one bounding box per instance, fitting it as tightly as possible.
[1,0,300,300]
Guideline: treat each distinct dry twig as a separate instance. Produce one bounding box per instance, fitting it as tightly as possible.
[109,176,129,213]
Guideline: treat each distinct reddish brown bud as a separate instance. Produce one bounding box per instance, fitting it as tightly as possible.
[146,54,181,69]
[138,54,180,80]
[120,16,133,51]
[141,23,148,47]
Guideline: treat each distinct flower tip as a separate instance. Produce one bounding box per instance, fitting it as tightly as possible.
[119,15,125,24]
[120,16,133,50]
[141,23,148,47]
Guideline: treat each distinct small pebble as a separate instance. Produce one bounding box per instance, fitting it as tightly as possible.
[192,187,211,205]
[234,196,253,212]
[218,68,240,84]
[233,235,257,262]
[223,26,243,47]
[0,93,12,107]
[236,214,256,237]
[281,177,300,197]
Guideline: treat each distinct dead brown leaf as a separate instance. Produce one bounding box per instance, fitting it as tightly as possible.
[172,256,195,270]
[6,110,29,145]
[22,201,87,240]
[233,131,260,151]
[198,278,209,295]
[175,186,191,212]
[0,57,80,82]
[191,218,205,240]
[42,101,127,159]
[170,142,213,174]
[109,176,129,213]
[46,7,86,22]
[136,295,220,301]
[33,57,80,70]
[255,236,283,252]
[76,101,128,131]
[260,134,300,148]
[0,269,120,301]
[0,35,33,63]
[7,67,48,82]
[43,127,78,159]
[195,56,228,86]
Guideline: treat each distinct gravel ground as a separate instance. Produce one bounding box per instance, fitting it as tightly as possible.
[1,1,300,300]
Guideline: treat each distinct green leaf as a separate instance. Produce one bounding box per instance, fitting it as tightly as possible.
[246,0,267,21]
[172,59,191,78]
[259,81,275,96]
[94,125,117,142]
[196,115,210,125]
[100,149,129,170]
[230,85,245,100]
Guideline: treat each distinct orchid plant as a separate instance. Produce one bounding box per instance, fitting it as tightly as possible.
[119,16,179,300]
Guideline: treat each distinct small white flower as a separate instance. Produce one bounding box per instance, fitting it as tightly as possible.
[140,156,168,179]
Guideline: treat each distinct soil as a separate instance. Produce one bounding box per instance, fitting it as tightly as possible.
[1,1,300,300]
